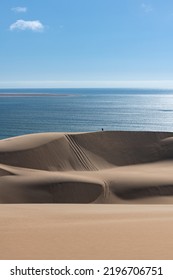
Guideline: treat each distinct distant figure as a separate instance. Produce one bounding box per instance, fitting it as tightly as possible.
[102,128,104,131]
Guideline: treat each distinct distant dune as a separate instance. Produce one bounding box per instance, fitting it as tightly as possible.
[1,130,173,203]
[1,131,173,259]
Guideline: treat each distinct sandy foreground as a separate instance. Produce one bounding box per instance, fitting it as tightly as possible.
[0,131,173,259]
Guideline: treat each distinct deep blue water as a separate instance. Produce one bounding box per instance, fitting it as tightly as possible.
[1,88,173,139]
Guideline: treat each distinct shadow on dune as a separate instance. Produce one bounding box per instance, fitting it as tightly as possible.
[0,168,14,177]
[111,185,173,200]
[0,181,103,204]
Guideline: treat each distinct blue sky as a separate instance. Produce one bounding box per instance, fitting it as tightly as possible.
[1,0,173,88]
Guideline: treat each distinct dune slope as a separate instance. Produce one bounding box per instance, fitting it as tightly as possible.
[1,131,173,203]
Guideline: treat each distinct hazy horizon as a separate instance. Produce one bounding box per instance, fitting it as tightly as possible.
[1,80,173,90]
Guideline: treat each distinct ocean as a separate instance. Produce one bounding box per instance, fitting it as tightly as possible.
[0,88,173,140]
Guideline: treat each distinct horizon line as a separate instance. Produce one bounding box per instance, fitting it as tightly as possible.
[1,80,173,89]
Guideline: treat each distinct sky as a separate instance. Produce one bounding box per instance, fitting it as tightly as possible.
[1,0,173,88]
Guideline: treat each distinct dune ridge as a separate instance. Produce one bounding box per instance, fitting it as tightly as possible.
[1,130,173,203]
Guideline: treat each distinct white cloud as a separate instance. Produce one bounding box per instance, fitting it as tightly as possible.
[10,20,44,32]
[11,7,27,13]
[141,3,153,13]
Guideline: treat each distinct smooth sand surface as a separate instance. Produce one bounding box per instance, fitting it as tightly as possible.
[0,131,173,259]
[1,204,173,260]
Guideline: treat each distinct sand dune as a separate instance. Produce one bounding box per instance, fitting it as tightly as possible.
[1,131,173,203]
[1,131,173,259]
[0,131,173,203]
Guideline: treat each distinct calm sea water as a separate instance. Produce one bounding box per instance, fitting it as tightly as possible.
[0,88,173,140]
